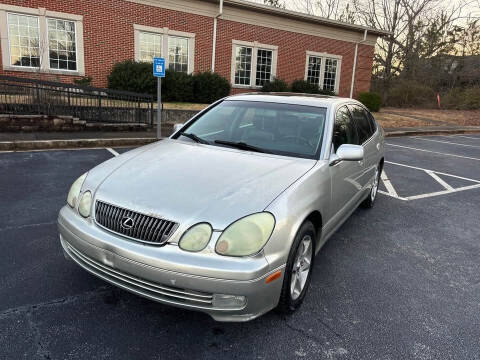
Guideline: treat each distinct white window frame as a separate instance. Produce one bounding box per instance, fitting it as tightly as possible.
[46,17,79,73]
[133,24,195,74]
[304,51,342,94]
[231,40,278,89]
[0,4,85,75]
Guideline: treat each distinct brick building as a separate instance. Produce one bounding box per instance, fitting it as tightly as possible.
[0,0,388,97]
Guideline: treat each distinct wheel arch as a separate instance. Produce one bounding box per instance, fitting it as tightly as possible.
[304,210,323,247]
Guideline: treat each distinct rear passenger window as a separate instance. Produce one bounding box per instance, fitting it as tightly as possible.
[333,106,359,152]
[348,105,373,143]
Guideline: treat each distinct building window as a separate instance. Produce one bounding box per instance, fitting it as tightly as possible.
[139,32,162,62]
[234,46,252,85]
[134,25,195,74]
[0,6,85,75]
[305,52,342,93]
[255,49,273,86]
[168,36,188,73]
[306,56,322,87]
[323,58,338,92]
[47,18,77,71]
[231,40,278,88]
[7,13,40,68]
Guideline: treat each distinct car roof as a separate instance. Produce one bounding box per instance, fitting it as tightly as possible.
[225,92,359,109]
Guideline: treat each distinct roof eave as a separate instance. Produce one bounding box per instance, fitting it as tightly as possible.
[218,0,392,37]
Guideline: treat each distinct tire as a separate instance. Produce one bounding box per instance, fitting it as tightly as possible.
[361,163,381,209]
[277,220,316,314]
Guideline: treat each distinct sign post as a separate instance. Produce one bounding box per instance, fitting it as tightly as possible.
[153,58,165,139]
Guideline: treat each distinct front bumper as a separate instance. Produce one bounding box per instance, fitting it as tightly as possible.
[58,206,284,321]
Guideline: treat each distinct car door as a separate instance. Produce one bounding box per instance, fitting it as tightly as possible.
[328,105,365,223]
[347,104,377,189]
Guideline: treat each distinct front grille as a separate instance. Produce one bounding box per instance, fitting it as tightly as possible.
[94,200,178,245]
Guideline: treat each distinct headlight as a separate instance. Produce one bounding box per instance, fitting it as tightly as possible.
[179,223,212,252]
[78,191,92,218]
[215,212,275,256]
[67,173,87,208]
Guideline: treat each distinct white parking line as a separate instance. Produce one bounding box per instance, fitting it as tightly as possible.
[406,184,480,200]
[106,148,119,157]
[453,135,480,140]
[380,170,399,198]
[425,170,454,191]
[386,143,480,161]
[412,137,480,148]
[385,160,480,183]
[378,160,480,201]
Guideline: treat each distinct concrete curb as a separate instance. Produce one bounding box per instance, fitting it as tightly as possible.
[0,137,157,152]
[385,128,480,138]
[1,128,479,152]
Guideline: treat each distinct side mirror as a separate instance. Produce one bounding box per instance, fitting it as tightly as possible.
[173,123,184,133]
[329,144,364,166]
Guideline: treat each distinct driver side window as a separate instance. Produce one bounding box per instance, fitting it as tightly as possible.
[332,106,359,152]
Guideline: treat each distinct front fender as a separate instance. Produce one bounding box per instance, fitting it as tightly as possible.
[262,161,331,270]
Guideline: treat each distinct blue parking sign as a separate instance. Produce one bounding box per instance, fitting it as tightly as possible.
[153,58,165,77]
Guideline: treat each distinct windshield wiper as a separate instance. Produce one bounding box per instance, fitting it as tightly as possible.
[214,140,272,154]
[179,132,210,144]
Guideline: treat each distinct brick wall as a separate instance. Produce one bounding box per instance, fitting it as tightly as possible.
[0,0,374,98]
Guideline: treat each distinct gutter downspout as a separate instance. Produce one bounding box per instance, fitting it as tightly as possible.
[211,0,224,72]
[349,29,368,98]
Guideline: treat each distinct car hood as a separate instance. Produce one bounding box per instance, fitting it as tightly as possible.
[91,139,316,238]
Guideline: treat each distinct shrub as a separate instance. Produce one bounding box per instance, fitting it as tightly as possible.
[73,76,93,86]
[441,88,463,109]
[261,78,289,92]
[316,88,335,96]
[358,92,382,112]
[290,79,319,94]
[192,72,231,103]
[162,70,193,102]
[460,87,480,109]
[386,80,435,107]
[107,60,156,95]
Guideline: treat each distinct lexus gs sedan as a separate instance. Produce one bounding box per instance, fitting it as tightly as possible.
[58,93,385,322]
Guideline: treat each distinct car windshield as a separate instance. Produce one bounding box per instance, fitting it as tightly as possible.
[177,100,327,159]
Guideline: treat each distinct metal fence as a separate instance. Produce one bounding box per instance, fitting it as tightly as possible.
[0,75,155,124]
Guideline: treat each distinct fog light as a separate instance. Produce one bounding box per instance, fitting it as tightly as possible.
[212,294,247,309]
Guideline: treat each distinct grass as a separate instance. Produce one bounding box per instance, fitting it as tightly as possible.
[373,108,480,128]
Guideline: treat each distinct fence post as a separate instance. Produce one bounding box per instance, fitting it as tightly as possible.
[150,98,154,125]
[67,88,71,107]
[136,98,140,123]
[98,93,102,122]
[35,83,41,114]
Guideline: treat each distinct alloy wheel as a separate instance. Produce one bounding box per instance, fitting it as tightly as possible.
[290,235,313,300]
[371,167,380,202]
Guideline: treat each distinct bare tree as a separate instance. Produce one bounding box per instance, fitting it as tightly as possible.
[263,0,285,8]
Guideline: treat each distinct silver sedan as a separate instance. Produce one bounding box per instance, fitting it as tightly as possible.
[58,93,385,322]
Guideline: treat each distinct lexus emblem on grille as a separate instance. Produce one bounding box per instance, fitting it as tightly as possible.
[121,216,135,230]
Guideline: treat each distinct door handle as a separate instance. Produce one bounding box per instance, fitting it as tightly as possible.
[376,143,380,151]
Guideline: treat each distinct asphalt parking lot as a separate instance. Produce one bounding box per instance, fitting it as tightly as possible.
[1,134,479,360]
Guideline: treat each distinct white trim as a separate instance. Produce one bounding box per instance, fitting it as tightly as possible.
[46,18,80,73]
[304,51,342,94]
[231,40,278,89]
[133,24,195,74]
[0,4,84,76]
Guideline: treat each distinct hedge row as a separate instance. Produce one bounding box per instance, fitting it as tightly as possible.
[261,78,335,95]
[107,60,230,103]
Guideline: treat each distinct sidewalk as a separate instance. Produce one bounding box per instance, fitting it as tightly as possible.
[1,125,479,152]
